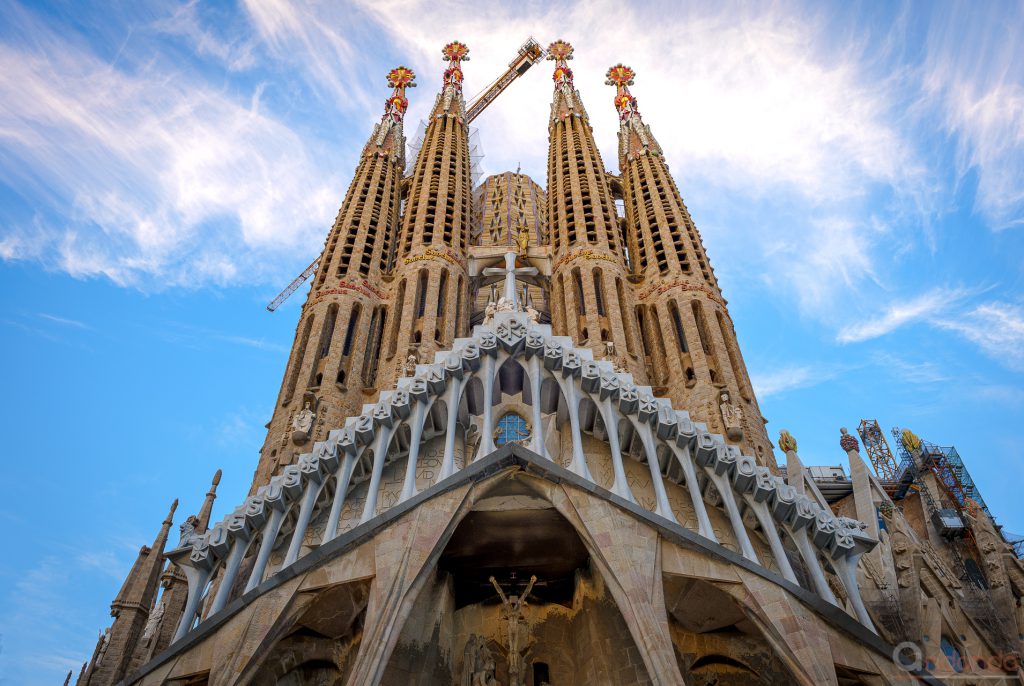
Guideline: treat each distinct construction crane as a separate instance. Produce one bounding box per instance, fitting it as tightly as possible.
[465,38,545,123]
[266,38,545,312]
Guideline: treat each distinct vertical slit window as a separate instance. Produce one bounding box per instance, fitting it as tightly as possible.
[670,301,689,353]
[572,269,586,316]
[593,269,605,316]
[387,280,405,358]
[361,306,387,387]
[284,314,314,404]
[415,270,428,319]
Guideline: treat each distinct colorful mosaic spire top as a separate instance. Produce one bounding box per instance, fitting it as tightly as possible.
[605,63,639,121]
[441,41,470,91]
[384,66,416,121]
[547,39,575,87]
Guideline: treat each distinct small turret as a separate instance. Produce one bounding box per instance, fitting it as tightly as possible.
[80,499,177,685]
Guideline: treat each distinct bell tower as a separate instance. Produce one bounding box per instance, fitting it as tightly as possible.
[607,64,773,463]
[252,66,416,487]
[544,41,643,379]
[382,41,474,390]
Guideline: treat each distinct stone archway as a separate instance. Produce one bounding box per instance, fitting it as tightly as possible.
[378,476,653,685]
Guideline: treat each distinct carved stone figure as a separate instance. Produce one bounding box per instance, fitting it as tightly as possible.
[461,635,497,686]
[291,401,316,444]
[141,601,165,645]
[404,352,419,377]
[95,627,111,666]
[719,390,743,441]
[604,340,616,359]
[484,300,497,324]
[178,515,199,548]
[517,225,530,255]
[489,575,537,686]
[494,296,515,314]
[525,305,540,324]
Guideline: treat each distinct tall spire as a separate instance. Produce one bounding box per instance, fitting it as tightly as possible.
[606,63,773,464]
[605,64,661,164]
[544,41,640,377]
[195,468,221,533]
[384,41,474,388]
[251,68,419,488]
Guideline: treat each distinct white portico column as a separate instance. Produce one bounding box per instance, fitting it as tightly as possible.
[360,422,397,524]
[527,354,547,458]
[669,443,717,541]
[399,397,432,502]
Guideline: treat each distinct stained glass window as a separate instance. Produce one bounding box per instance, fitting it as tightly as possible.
[495,413,530,447]
[940,636,964,673]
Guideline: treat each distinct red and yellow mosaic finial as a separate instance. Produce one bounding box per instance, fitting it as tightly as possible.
[547,40,574,63]
[605,63,639,120]
[442,41,470,64]
[440,41,469,95]
[384,66,416,120]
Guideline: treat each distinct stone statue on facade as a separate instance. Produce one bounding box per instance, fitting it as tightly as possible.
[404,352,419,377]
[291,401,316,444]
[461,635,497,686]
[517,225,531,255]
[719,390,743,441]
[483,300,497,324]
[95,627,111,666]
[140,601,165,645]
[489,574,537,686]
[525,304,540,324]
[604,340,616,359]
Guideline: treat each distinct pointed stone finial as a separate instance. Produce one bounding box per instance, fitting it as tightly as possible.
[605,64,637,108]
[196,468,222,532]
[840,427,859,453]
[164,498,179,524]
[547,40,578,118]
[778,429,798,454]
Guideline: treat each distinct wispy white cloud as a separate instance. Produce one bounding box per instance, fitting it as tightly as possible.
[0,7,340,289]
[935,302,1024,371]
[751,364,822,398]
[836,287,969,343]
[871,352,950,385]
[922,1,1024,229]
[38,313,91,329]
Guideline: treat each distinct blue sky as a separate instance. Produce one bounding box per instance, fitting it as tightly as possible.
[1,0,1023,682]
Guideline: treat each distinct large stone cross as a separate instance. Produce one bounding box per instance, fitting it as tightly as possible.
[482,251,538,309]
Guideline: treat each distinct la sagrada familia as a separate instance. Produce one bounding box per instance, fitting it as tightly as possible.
[75,40,1024,685]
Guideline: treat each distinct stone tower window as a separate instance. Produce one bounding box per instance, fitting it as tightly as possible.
[415,270,428,319]
[572,269,586,315]
[336,304,361,385]
[616,278,635,355]
[495,413,530,447]
[361,305,387,387]
[283,314,314,405]
[669,301,689,353]
[592,268,605,316]
[387,279,406,359]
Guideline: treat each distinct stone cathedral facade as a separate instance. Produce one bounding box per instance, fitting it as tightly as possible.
[77,41,1024,686]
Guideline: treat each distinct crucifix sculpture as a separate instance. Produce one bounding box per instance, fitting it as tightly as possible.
[489,574,537,686]
[481,251,538,311]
